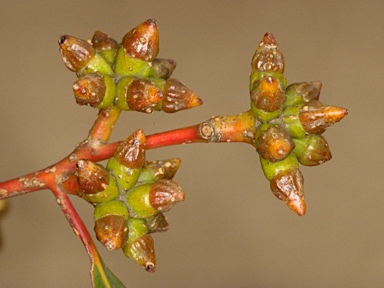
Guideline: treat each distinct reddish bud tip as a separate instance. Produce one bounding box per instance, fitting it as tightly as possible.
[149,179,185,212]
[163,78,203,113]
[72,73,106,107]
[299,100,349,134]
[91,31,119,51]
[114,129,146,168]
[122,19,159,61]
[251,32,284,73]
[75,159,109,194]
[94,215,127,250]
[270,168,306,216]
[251,76,286,112]
[127,79,163,113]
[58,35,95,72]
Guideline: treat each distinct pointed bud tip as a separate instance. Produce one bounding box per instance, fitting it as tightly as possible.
[287,196,306,216]
[263,32,277,45]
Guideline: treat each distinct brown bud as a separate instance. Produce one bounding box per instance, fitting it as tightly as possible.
[127,79,163,113]
[162,78,203,113]
[58,35,95,72]
[286,81,322,103]
[149,179,185,212]
[299,100,349,134]
[270,168,306,216]
[91,31,119,51]
[123,234,156,272]
[251,32,284,73]
[144,213,169,233]
[72,73,106,107]
[122,19,159,61]
[251,76,286,112]
[94,215,127,250]
[114,129,146,169]
[294,134,332,166]
[144,158,181,181]
[150,58,176,79]
[76,159,109,194]
[256,125,295,162]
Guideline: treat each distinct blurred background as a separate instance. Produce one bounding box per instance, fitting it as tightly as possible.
[0,1,382,287]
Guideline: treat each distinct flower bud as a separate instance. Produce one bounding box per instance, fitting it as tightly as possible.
[149,179,185,212]
[126,184,157,218]
[76,159,119,204]
[127,79,163,113]
[299,100,349,134]
[144,213,169,233]
[149,58,176,79]
[94,215,128,250]
[122,19,159,62]
[293,134,332,166]
[72,73,115,108]
[58,35,95,72]
[137,158,181,184]
[123,234,156,272]
[106,156,141,192]
[270,168,306,216]
[93,200,129,250]
[114,129,146,169]
[282,103,307,139]
[284,81,322,108]
[256,124,295,162]
[250,76,286,112]
[58,35,113,76]
[251,32,284,73]
[91,31,119,63]
[162,79,203,113]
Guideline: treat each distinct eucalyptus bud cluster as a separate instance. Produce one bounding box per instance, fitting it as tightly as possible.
[59,19,203,113]
[75,129,184,272]
[250,33,348,215]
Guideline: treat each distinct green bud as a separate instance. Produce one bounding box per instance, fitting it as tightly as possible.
[259,152,299,181]
[94,200,129,221]
[123,234,156,272]
[106,157,141,192]
[127,218,148,240]
[114,46,151,77]
[282,104,307,139]
[293,134,332,166]
[126,184,157,218]
[116,76,135,110]
[284,81,322,108]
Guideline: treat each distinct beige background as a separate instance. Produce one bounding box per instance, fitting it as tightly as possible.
[0,1,382,287]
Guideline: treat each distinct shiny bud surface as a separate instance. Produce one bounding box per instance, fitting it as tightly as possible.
[58,35,95,72]
[123,234,156,272]
[250,76,286,112]
[122,19,159,61]
[127,79,163,113]
[94,215,127,250]
[162,78,203,113]
[114,129,146,169]
[149,179,185,212]
[251,32,284,73]
[72,73,106,107]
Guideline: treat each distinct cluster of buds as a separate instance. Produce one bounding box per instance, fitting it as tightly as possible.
[251,33,348,216]
[59,19,203,113]
[75,130,184,272]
